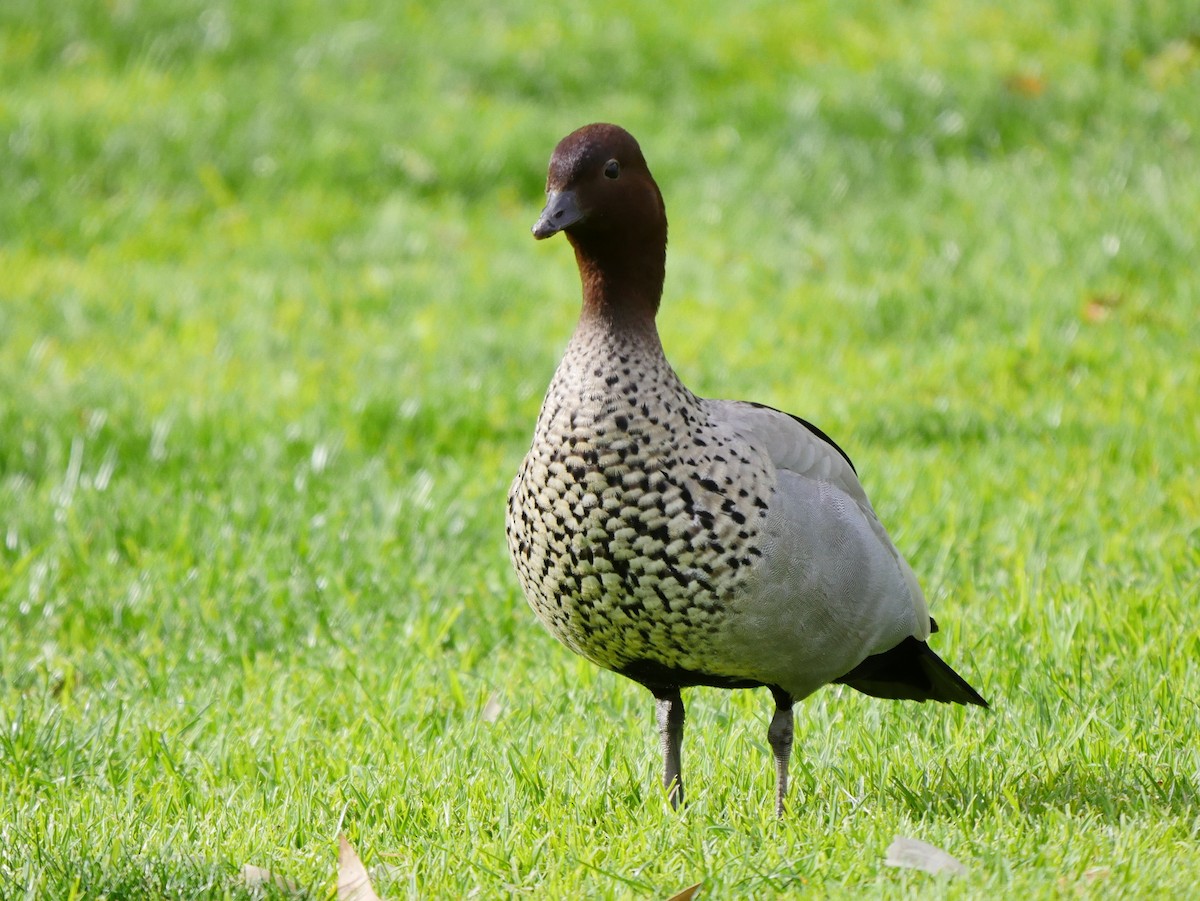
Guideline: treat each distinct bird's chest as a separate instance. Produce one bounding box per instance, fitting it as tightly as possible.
[506,363,773,674]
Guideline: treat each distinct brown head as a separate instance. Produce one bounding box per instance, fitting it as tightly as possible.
[532,124,668,325]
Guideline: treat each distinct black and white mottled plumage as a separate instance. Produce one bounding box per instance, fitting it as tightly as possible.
[506,123,987,815]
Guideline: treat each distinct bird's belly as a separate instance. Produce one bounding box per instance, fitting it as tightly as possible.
[524,540,733,676]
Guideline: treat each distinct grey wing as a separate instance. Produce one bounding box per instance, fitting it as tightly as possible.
[711,399,932,696]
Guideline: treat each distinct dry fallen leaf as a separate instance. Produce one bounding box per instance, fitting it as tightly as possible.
[1084,293,1121,323]
[481,692,503,723]
[338,835,383,901]
[1005,72,1047,97]
[1059,866,1112,890]
[884,836,968,876]
[664,882,702,901]
[241,863,301,893]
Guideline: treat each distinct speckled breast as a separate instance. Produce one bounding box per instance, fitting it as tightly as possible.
[506,339,775,684]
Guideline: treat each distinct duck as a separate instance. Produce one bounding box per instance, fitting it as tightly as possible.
[506,123,987,816]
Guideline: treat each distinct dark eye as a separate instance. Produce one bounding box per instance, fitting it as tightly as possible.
[604,159,620,179]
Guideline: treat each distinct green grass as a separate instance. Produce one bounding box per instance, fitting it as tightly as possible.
[2,0,1198,897]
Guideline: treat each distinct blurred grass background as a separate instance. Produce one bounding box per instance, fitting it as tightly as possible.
[1,0,1198,897]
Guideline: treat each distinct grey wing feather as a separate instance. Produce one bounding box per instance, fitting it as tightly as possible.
[713,399,932,644]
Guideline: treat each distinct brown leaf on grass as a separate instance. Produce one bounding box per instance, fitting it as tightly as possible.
[338,835,383,901]
[1083,293,1121,323]
[241,864,301,894]
[664,882,702,901]
[884,836,968,876]
[1005,72,1046,97]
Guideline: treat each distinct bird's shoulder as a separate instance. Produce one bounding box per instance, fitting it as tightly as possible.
[708,399,869,504]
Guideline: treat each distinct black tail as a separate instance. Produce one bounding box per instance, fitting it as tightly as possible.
[834,636,988,707]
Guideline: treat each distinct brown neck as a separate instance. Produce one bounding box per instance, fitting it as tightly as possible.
[569,231,666,335]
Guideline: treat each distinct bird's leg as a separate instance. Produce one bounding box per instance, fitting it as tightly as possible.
[767,688,795,817]
[654,687,685,808]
